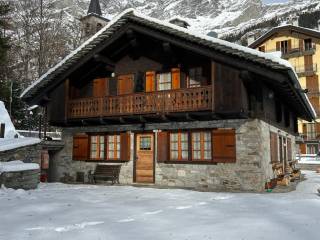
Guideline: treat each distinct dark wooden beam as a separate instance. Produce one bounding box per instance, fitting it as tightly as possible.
[93,54,115,66]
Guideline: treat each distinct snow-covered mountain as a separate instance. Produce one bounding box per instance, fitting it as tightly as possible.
[55,0,320,37]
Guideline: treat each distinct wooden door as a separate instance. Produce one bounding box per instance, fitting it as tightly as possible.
[135,133,154,183]
[118,74,134,95]
[93,78,107,97]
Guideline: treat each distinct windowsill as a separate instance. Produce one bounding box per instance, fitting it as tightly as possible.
[73,159,130,163]
[163,161,218,165]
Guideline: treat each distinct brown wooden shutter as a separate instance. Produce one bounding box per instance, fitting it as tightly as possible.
[276,41,280,51]
[288,39,292,51]
[120,132,131,161]
[299,144,306,154]
[270,131,278,163]
[316,123,320,139]
[302,123,307,135]
[304,55,313,70]
[118,74,134,95]
[306,75,319,93]
[157,131,168,162]
[171,68,180,89]
[212,129,236,163]
[73,134,89,161]
[309,97,320,115]
[145,71,156,92]
[299,39,304,51]
[287,138,292,162]
[93,78,107,97]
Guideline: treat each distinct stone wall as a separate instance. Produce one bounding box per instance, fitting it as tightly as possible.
[0,144,42,165]
[50,119,296,192]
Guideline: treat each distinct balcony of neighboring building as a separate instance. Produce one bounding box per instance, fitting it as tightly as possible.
[294,64,318,77]
[258,38,316,59]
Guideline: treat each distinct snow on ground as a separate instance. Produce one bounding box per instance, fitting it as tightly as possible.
[0,160,39,174]
[0,171,319,240]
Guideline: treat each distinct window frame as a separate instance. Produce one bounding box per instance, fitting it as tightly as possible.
[280,40,288,54]
[187,67,202,88]
[304,38,312,51]
[89,135,105,160]
[191,131,212,161]
[106,134,121,160]
[156,72,172,91]
[169,131,189,161]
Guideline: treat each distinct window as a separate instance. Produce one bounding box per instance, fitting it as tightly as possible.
[278,135,287,163]
[306,123,316,140]
[107,135,120,160]
[90,136,105,160]
[157,72,172,90]
[192,132,212,160]
[188,67,202,88]
[304,38,312,51]
[280,40,288,54]
[307,143,319,154]
[170,132,188,160]
[140,136,152,150]
[258,46,265,52]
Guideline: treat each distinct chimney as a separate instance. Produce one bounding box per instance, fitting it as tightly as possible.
[247,33,255,46]
[292,16,299,26]
[169,18,190,28]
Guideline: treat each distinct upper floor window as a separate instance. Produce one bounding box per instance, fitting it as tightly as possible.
[304,38,313,51]
[258,46,265,52]
[157,72,172,91]
[188,67,202,88]
[280,40,289,54]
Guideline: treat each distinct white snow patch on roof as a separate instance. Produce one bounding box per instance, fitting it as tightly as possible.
[0,138,41,152]
[0,160,39,174]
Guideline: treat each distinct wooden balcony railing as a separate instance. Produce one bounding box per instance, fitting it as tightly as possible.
[68,86,212,119]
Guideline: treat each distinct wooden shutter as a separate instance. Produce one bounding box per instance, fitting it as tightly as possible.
[306,75,319,93]
[299,39,304,51]
[157,131,168,162]
[288,39,292,51]
[93,78,107,97]
[120,132,131,161]
[304,55,313,70]
[171,68,180,89]
[316,123,320,139]
[309,97,320,115]
[287,138,292,162]
[145,71,156,92]
[276,41,280,51]
[302,123,307,135]
[270,131,278,163]
[212,129,236,163]
[73,134,89,161]
[299,144,306,154]
[118,74,134,95]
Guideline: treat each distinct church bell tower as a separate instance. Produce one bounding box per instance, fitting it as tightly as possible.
[80,0,109,42]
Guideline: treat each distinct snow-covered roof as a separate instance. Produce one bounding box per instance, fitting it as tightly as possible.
[249,24,320,49]
[0,101,19,138]
[20,9,316,120]
[0,138,41,152]
[0,160,39,173]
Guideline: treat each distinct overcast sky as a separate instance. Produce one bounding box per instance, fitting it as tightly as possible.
[263,0,288,3]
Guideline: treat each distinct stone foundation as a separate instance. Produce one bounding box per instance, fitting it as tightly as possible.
[50,119,296,192]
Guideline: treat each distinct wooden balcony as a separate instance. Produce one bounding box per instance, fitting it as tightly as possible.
[68,86,212,119]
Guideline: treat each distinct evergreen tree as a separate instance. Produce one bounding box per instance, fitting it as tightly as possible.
[0,1,10,107]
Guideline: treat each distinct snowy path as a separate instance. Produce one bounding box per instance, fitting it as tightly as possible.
[0,171,319,240]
